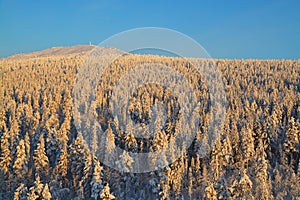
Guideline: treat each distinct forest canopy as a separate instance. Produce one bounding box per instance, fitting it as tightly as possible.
[0,47,299,199]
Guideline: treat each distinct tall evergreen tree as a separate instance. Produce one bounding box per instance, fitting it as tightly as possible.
[0,130,11,174]
[33,134,49,174]
[13,140,28,178]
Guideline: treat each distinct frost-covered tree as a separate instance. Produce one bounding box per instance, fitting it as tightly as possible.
[56,141,68,177]
[33,134,49,173]
[204,182,217,200]
[69,132,89,193]
[284,117,299,167]
[26,175,44,200]
[91,159,103,199]
[13,139,28,178]
[241,126,255,163]
[0,131,11,174]
[24,133,30,162]
[232,170,253,199]
[27,187,38,200]
[253,141,273,199]
[106,123,115,153]
[41,183,52,200]
[13,183,28,200]
[115,151,134,173]
[100,184,115,200]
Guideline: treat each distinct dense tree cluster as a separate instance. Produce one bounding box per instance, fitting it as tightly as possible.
[0,48,299,199]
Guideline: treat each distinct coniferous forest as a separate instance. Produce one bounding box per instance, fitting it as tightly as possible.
[0,46,299,199]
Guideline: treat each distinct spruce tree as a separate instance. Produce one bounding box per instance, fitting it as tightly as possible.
[33,134,49,174]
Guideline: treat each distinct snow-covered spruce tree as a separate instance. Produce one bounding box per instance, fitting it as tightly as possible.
[27,174,44,200]
[210,138,223,182]
[55,140,68,178]
[24,133,30,164]
[33,134,49,175]
[0,130,11,174]
[213,176,233,200]
[272,167,285,199]
[284,117,299,167]
[9,118,20,152]
[41,183,52,200]
[253,140,273,199]
[45,129,60,167]
[124,131,138,152]
[232,169,253,199]
[204,182,217,200]
[27,187,38,200]
[106,122,115,154]
[34,175,44,196]
[115,151,134,174]
[69,132,90,196]
[79,150,93,199]
[13,139,28,179]
[91,159,104,199]
[0,110,6,133]
[100,184,115,200]
[240,126,255,165]
[114,151,134,199]
[159,167,171,200]
[13,183,28,200]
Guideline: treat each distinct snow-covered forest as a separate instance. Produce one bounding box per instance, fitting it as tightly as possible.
[0,48,299,199]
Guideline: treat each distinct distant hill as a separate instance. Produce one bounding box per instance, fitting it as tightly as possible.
[4,45,95,60]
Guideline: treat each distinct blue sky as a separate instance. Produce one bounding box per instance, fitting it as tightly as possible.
[0,0,299,59]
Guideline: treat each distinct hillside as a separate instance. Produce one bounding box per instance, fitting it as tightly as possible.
[0,46,299,199]
[4,45,95,60]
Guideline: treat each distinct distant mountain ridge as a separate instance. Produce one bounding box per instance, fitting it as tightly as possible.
[4,45,95,60]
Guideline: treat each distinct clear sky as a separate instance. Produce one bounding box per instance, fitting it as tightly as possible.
[0,0,299,59]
